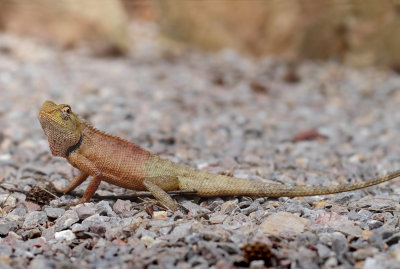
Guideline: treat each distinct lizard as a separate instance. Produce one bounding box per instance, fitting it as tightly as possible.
[38,100,400,211]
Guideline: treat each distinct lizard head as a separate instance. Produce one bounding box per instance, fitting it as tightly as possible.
[38,100,82,157]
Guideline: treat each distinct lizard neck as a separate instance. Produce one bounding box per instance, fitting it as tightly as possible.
[41,118,82,157]
[65,134,83,157]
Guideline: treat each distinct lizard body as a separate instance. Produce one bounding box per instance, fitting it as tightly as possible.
[38,101,400,210]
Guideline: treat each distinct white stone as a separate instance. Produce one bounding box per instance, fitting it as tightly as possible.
[55,230,76,241]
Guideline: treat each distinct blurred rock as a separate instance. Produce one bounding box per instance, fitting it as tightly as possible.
[157,0,400,67]
[55,230,76,241]
[44,207,65,219]
[23,211,47,227]
[54,210,79,231]
[259,212,307,235]
[0,0,129,54]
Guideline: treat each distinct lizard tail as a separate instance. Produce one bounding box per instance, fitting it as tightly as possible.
[178,169,400,197]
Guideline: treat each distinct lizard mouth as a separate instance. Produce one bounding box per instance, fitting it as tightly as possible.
[38,112,74,157]
[38,110,66,130]
[38,112,55,130]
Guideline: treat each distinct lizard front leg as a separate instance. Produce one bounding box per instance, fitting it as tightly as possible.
[55,171,89,194]
[66,152,103,205]
[143,176,180,211]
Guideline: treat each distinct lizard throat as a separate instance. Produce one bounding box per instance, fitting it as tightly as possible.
[66,135,83,157]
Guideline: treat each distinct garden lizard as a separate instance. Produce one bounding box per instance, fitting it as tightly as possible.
[38,101,400,211]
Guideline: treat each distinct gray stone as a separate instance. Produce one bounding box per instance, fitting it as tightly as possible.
[181,200,211,215]
[108,216,125,227]
[324,257,338,268]
[167,222,192,243]
[24,228,41,239]
[347,210,359,221]
[10,208,26,217]
[385,233,400,246]
[367,219,383,230]
[0,245,12,255]
[21,201,41,212]
[348,209,373,222]
[44,207,65,219]
[0,224,11,236]
[331,192,362,205]
[353,247,379,260]
[355,195,398,210]
[20,178,37,186]
[23,211,47,227]
[96,201,116,217]
[217,242,240,254]
[240,201,260,215]
[80,214,119,237]
[318,233,334,246]
[89,224,107,236]
[29,256,56,269]
[331,232,348,257]
[0,194,16,207]
[219,200,238,214]
[112,199,132,215]
[71,223,86,233]
[81,214,105,228]
[76,206,96,220]
[358,209,373,221]
[209,214,227,224]
[316,243,332,259]
[41,226,55,241]
[279,199,311,213]
[363,257,394,269]
[54,210,79,231]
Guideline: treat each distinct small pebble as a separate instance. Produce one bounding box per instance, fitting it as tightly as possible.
[75,205,96,220]
[55,230,76,241]
[23,211,47,227]
[153,211,168,219]
[54,210,79,231]
[259,212,307,235]
[44,207,65,219]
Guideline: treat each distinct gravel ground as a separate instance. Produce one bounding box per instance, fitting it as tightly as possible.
[1,23,400,268]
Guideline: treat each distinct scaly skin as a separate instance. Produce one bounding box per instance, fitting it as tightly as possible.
[38,101,400,210]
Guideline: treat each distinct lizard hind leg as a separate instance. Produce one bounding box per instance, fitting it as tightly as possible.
[142,176,180,211]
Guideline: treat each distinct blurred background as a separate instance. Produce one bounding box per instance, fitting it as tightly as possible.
[0,0,399,68]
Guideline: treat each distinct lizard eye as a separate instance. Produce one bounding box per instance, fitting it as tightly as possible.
[62,106,71,114]
[61,106,71,120]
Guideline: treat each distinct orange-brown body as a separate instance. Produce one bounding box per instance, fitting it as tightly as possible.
[72,125,152,190]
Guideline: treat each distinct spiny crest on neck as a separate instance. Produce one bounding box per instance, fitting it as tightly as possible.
[81,120,134,144]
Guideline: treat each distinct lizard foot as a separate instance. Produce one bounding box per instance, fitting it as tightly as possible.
[63,198,87,209]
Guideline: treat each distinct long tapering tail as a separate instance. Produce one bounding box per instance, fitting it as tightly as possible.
[178,169,400,197]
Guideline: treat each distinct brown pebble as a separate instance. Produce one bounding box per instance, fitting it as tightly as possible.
[293,129,327,142]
